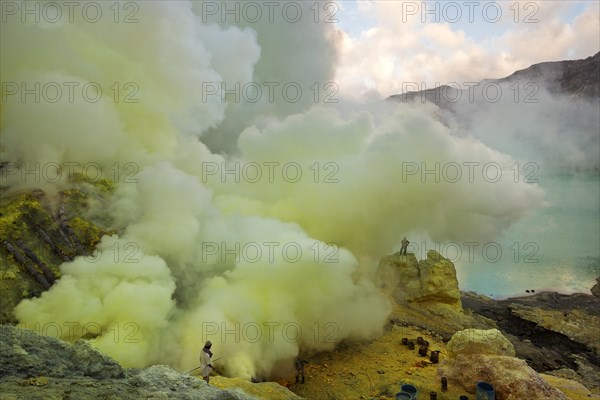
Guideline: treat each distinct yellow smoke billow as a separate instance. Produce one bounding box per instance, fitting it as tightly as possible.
[4,1,542,378]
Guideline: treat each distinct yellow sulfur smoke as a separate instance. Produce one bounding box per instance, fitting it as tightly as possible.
[4,1,544,377]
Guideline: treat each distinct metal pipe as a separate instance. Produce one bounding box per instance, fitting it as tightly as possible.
[34,224,72,261]
[16,239,55,284]
[3,240,51,289]
[58,203,86,255]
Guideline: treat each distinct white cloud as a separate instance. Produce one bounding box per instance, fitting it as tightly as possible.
[335,1,600,101]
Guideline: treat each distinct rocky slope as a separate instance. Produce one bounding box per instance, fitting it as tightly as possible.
[0,185,110,324]
[0,325,300,400]
[1,250,598,399]
[439,329,569,400]
[499,52,600,97]
[376,251,600,397]
[462,290,600,392]
[289,309,596,399]
[388,52,600,105]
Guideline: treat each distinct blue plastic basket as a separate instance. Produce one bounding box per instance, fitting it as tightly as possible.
[476,381,495,400]
[399,383,417,399]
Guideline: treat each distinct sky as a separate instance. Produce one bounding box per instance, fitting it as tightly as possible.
[333,0,600,100]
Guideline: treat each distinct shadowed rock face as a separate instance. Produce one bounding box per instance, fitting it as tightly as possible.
[592,277,600,297]
[508,303,600,354]
[500,52,600,98]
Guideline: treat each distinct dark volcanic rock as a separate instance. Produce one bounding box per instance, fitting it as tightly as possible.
[461,291,600,392]
[0,324,124,380]
[592,277,600,297]
[501,52,600,97]
[388,52,600,105]
[0,325,266,400]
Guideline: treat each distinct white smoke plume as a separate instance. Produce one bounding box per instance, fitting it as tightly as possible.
[3,0,549,379]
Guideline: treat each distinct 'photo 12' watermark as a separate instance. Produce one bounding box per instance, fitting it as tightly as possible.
[396,81,539,104]
[397,1,539,24]
[1,161,139,185]
[201,241,340,264]
[1,1,140,24]
[201,321,339,344]
[403,241,540,264]
[2,81,139,104]
[17,321,140,343]
[400,161,539,184]
[83,241,141,264]
[201,81,339,104]
[2,239,142,265]
[201,161,340,184]
[199,1,339,24]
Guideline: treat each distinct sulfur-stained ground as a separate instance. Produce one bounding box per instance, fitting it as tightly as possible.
[286,323,467,400]
[283,320,596,400]
[209,308,597,400]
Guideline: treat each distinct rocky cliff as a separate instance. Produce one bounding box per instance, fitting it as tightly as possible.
[377,250,493,340]
[377,250,462,309]
[462,290,600,393]
[499,52,600,98]
[1,250,598,399]
[0,325,300,400]
[377,250,600,397]
[0,186,109,324]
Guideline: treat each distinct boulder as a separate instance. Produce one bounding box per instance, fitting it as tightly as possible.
[439,354,568,400]
[0,325,298,400]
[127,365,257,400]
[439,328,568,400]
[418,250,462,305]
[0,324,123,379]
[212,376,304,400]
[446,328,516,358]
[540,373,598,399]
[591,277,600,297]
[128,365,205,391]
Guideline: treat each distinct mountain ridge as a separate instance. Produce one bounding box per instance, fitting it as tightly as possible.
[388,52,600,104]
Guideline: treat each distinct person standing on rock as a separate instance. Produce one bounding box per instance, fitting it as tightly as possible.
[294,358,307,384]
[400,237,409,255]
[199,341,213,384]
